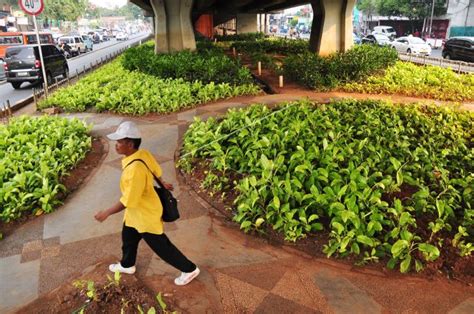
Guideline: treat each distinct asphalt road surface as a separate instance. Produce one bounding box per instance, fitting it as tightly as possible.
[0,33,150,108]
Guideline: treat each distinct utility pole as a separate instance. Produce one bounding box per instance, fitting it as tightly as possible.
[428,0,435,37]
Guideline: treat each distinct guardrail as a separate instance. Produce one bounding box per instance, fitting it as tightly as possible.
[2,35,152,114]
[397,52,474,74]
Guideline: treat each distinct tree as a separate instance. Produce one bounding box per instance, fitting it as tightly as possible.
[42,0,88,22]
[357,0,379,17]
[1,0,19,9]
[377,0,447,21]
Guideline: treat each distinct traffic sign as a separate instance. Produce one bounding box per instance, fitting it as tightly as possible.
[19,0,44,16]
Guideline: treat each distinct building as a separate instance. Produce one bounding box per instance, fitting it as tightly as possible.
[444,0,474,36]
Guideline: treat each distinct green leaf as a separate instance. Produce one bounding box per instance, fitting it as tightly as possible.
[418,243,440,262]
[351,242,360,255]
[389,157,402,170]
[357,235,374,247]
[391,239,408,258]
[396,171,403,186]
[332,221,345,235]
[273,195,280,210]
[156,292,167,311]
[240,221,252,229]
[387,258,397,270]
[400,255,411,273]
[415,259,424,272]
[322,138,328,150]
[399,212,412,226]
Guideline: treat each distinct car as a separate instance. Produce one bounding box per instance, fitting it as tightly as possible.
[361,34,392,46]
[58,36,86,56]
[391,36,431,56]
[116,32,129,41]
[442,37,474,62]
[80,34,93,52]
[3,44,69,89]
[372,26,397,40]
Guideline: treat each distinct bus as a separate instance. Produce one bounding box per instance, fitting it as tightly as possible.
[0,32,54,60]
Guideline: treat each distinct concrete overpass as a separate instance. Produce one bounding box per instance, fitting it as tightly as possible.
[130,0,355,55]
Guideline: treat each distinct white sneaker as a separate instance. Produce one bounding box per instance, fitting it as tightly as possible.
[174,267,200,286]
[109,262,136,274]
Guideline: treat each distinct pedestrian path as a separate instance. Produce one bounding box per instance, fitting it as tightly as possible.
[1,94,473,313]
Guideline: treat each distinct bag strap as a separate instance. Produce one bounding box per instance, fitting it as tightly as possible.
[125,159,166,189]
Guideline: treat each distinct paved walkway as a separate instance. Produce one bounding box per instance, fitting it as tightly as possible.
[1,94,473,313]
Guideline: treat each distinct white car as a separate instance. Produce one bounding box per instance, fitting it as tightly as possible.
[58,36,86,56]
[391,36,432,56]
[116,32,129,41]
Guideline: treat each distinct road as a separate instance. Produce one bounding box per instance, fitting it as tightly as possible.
[0,33,150,108]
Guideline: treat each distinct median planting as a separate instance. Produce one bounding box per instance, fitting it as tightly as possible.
[39,43,261,115]
[343,61,474,101]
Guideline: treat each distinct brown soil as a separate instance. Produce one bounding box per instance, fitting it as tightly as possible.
[0,137,107,239]
[179,157,474,285]
[17,258,179,314]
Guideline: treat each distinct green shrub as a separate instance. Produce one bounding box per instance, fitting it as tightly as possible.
[284,45,398,89]
[180,99,474,271]
[231,38,309,55]
[343,61,474,101]
[0,116,91,222]
[215,32,265,42]
[39,59,260,115]
[121,43,253,85]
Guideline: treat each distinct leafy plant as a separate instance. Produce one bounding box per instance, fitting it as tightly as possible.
[39,58,260,115]
[179,99,474,272]
[343,61,474,101]
[283,44,398,89]
[231,38,310,55]
[121,42,254,85]
[0,116,91,222]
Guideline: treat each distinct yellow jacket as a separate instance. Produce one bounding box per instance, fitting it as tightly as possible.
[120,149,164,234]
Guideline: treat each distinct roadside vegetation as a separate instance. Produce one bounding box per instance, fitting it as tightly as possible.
[220,37,472,102]
[343,61,474,101]
[179,99,474,273]
[0,116,91,222]
[283,45,398,89]
[39,43,260,115]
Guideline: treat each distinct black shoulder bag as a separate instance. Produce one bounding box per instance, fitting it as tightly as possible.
[126,159,179,222]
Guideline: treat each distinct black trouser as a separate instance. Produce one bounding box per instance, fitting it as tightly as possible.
[121,224,196,273]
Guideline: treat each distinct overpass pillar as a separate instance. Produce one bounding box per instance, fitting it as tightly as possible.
[236,14,258,34]
[309,0,356,55]
[150,0,196,53]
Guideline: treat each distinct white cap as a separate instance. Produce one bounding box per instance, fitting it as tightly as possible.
[107,121,141,140]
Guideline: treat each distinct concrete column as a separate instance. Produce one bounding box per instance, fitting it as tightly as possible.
[309,0,356,55]
[236,14,258,34]
[150,0,196,53]
[150,0,168,53]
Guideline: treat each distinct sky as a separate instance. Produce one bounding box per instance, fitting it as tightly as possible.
[89,0,128,9]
